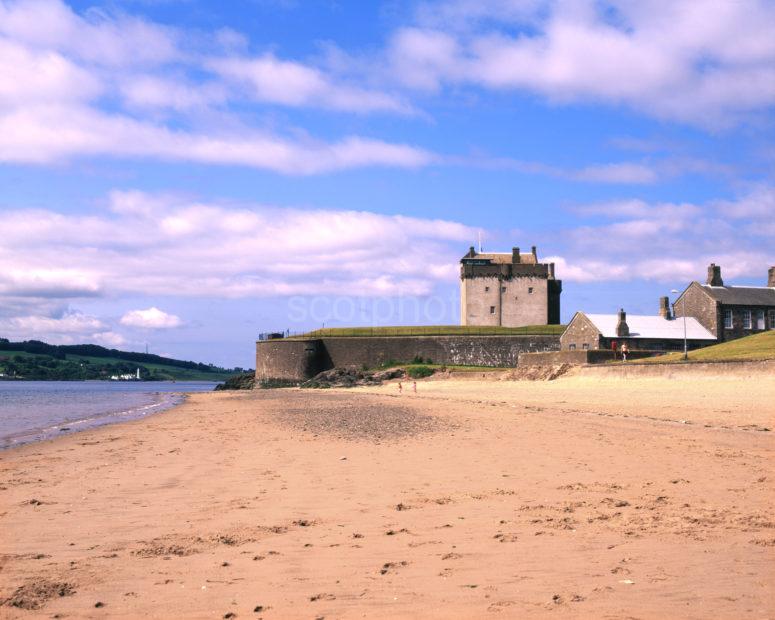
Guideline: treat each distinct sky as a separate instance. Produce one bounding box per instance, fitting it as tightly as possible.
[1,0,774,368]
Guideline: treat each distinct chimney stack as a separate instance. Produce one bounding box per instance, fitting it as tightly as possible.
[706,263,723,286]
[468,246,476,257]
[769,266,775,288]
[512,247,521,264]
[548,262,555,279]
[659,296,671,319]
[616,309,629,338]
[531,246,537,260]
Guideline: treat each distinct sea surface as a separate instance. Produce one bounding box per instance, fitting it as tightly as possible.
[0,381,217,449]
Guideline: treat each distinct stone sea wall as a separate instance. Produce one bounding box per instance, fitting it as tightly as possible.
[256,335,560,381]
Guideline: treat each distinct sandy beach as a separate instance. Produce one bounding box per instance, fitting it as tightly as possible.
[1,369,774,619]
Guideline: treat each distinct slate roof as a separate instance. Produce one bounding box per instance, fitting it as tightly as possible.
[584,313,716,341]
[701,285,775,306]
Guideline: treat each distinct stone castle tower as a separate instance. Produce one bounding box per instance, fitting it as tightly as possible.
[460,246,562,327]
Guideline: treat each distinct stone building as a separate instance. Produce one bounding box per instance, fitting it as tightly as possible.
[560,307,716,352]
[460,246,562,327]
[673,264,775,341]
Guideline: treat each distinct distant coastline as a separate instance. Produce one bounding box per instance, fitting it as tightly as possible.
[0,338,248,382]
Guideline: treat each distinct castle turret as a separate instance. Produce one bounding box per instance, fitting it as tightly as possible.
[616,309,629,337]
[707,263,723,286]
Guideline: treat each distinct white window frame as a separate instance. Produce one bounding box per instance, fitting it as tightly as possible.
[743,309,752,329]
[769,309,775,330]
[723,309,733,329]
[568,344,576,350]
[756,309,765,330]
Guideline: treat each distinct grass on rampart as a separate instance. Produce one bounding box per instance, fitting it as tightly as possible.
[643,331,775,363]
[291,325,565,338]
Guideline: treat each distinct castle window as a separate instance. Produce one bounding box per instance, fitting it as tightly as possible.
[582,343,589,350]
[528,287,534,294]
[489,306,496,314]
[743,310,752,329]
[568,344,576,350]
[484,286,489,292]
[769,310,775,329]
[723,310,733,329]
[501,286,506,292]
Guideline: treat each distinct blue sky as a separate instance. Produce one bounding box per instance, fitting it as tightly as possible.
[1,0,774,367]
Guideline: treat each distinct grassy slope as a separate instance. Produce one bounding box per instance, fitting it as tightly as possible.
[0,350,235,381]
[644,331,775,363]
[293,325,565,338]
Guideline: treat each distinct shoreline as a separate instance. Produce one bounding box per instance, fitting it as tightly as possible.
[0,381,219,452]
[1,375,773,618]
[0,392,188,452]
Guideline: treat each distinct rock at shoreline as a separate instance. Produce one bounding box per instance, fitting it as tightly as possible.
[214,372,255,391]
[301,367,405,389]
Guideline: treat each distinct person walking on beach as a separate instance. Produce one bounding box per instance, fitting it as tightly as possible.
[412,381,417,393]
[621,342,629,362]
[398,382,403,394]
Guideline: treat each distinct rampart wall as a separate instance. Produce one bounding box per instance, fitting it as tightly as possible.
[256,335,560,381]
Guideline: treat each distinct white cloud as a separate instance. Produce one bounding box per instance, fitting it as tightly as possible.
[208,54,412,114]
[120,307,182,329]
[0,0,179,67]
[549,189,775,283]
[0,104,434,172]
[0,309,122,345]
[390,0,775,126]
[0,191,476,302]
[0,0,430,172]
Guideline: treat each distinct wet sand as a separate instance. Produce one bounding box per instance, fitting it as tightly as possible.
[1,372,773,618]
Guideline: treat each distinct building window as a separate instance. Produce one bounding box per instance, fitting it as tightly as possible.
[528,287,533,294]
[582,343,589,350]
[501,286,506,292]
[723,309,733,329]
[484,286,489,292]
[756,310,765,330]
[743,310,752,329]
[770,309,775,329]
[568,344,576,350]
[489,306,496,314]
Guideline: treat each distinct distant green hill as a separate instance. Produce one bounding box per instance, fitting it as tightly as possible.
[644,331,775,363]
[0,338,248,381]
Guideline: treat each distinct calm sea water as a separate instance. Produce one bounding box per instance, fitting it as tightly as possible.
[0,381,217,449]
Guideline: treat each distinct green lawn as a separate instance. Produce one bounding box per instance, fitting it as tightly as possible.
[291,325,565,338]
[643,331,775,363]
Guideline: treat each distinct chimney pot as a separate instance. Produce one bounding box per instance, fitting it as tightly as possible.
[531,245,537,258]
[659,296,671,319]
[512,247,521,264]
[769,266,775,288]
[616,308,629,338]
[706,263,723,286]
